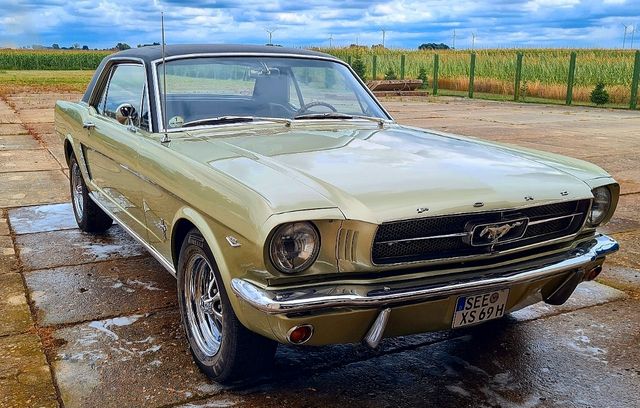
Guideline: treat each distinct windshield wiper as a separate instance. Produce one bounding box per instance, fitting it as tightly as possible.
[294,112,353,120]
[294,112,387,126]
[182,116,255,128]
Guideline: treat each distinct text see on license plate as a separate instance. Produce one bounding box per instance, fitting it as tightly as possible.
[452,289,509,328]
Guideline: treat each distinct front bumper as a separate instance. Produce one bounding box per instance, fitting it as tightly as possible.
[233,235,618,314]
[231,234,618,345]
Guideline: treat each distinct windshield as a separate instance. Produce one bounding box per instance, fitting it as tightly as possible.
[156,56,388,129]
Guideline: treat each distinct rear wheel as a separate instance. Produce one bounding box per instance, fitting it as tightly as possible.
[69,156,113,233]
[177,229,277,383]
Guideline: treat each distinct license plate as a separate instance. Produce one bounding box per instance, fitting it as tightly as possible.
[452,289,509,328]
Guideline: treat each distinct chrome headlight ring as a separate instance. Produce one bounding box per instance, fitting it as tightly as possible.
[587,186,612,227]
[269,222,321,274]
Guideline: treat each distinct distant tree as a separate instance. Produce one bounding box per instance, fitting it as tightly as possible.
[351,57,366,81]
[590,82,609,105]
[417,66,428,88]
[52,43,60,49]
[82,45,89,50]
[372,44,385,49]
[384,68,397,80]
[115,42,131,51]
[418,43,450,50]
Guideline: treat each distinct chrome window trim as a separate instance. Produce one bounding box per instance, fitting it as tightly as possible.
[88,57,154,133]
[150,52,394,133]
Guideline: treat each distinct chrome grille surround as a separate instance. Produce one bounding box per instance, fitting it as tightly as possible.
[372,200,591,265]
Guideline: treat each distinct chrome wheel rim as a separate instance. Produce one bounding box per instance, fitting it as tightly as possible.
[184,253,223,357]
[71,162,84,217]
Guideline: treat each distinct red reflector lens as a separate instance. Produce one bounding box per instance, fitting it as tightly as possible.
[288,325,313,344]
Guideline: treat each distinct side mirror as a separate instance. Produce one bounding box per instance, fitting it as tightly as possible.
[115,103,137,125]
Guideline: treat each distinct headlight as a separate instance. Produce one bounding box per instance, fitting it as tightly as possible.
[588,186,612,226]
[269,222,320,273]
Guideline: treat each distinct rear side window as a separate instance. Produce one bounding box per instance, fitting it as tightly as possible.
[96,64,147,129]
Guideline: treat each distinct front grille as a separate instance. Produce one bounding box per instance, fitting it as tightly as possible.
[372,199,590,265]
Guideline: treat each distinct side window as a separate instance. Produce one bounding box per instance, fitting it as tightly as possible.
[98,64,146,128]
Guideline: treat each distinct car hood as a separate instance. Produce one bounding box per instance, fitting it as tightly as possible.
[172,122,602,223]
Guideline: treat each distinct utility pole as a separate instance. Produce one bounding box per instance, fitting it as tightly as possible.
[266,28,277,45]
[452,29,456,49]
[623,24,629,49]
[471,32,476,50]
[381,29,386,48]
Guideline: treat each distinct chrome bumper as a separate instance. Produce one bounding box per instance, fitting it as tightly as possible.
[231,235,618,315]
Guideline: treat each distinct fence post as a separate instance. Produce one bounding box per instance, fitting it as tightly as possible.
[566,51,577,105]
[433,54,439,96]
[400,55,406,79]
[630,50,640,110]
[469,52,476,98]
[514,52,523,101]
[372,55,378,80]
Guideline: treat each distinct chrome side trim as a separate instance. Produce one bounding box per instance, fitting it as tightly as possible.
[88,192,177,276]
[377,232,469,245]
[231,235,618,314]
[528,212,582,225]
[363,308,391,349]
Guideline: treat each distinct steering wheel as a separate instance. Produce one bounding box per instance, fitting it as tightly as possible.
[297,101,338,114]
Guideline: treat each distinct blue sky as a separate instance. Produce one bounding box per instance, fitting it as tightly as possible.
[1,0,639,49]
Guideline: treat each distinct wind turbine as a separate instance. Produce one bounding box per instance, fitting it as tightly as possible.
[452,29,456,49]
[631,25,635,49]
[266,28,277,45]
[471,32,477,50]
[381,29,386,48]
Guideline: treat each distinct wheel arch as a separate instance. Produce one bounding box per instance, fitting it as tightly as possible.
[170,208,231,283]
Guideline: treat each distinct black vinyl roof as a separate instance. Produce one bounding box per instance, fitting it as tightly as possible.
[108,44,334,64]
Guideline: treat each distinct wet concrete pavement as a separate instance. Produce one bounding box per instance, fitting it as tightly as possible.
[0,93,639,407]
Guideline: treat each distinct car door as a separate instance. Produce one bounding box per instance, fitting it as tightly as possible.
[82,63,149,239]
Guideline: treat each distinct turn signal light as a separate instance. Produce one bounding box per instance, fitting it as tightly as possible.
[287,325,314,344]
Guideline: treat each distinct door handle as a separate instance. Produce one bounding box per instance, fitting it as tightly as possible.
[82,122,96,130]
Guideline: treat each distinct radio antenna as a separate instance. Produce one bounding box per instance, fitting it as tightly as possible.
[160,11,170,144]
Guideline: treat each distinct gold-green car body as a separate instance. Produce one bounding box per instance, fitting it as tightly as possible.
[55,45,619,348]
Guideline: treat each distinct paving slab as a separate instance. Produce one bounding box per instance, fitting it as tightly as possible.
[9,203,77,234]
[25,256,177,326]
[0,216,9,235]
[17,109,54,124]
[53,310,224,408]
[0,124,28,136]
[0,333,59,408]
[0,149,60,173]
[0,170,69,208]
[0,134,41,150]
[598,265,640,298]
[1,235,15,257]
[0,273,33,336]
[15,225,146,271]
[40,134,67,169]
[231,299,640,408]
[609,231,640,270]
[0,113,21,124]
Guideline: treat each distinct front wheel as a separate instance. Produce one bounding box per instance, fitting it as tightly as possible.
[177,229,277,383]
[69,156,113,233]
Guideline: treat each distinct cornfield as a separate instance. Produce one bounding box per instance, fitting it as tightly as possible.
[0,49,111,70]
[1,48,637,106]
[316,48,638,105]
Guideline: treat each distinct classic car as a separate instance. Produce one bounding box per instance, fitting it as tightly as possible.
[55,44,619,383]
